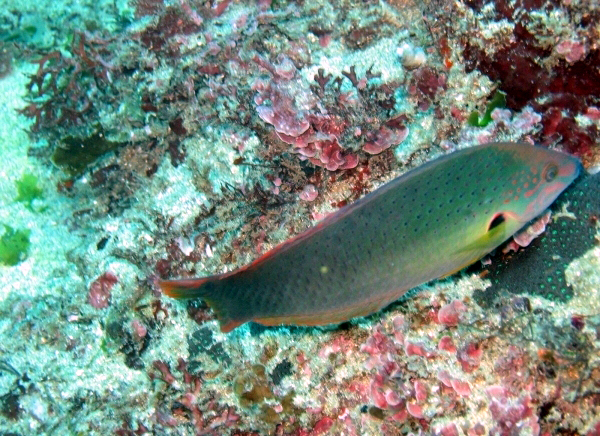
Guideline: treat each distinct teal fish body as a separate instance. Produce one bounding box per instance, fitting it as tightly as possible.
[160,142,581,332]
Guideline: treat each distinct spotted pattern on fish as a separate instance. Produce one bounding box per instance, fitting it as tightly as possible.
[159,142,581,332]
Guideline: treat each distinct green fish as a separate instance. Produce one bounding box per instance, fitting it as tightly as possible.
[159,142,581,332]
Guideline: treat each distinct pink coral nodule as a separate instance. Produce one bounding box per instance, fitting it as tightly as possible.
[87,271,118,309]
[437,299,467,326]
[555,40,586,64]
[299,184,318,201]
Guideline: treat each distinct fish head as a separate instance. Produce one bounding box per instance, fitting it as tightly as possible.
[498,144,581,226]
[456,144,580,262]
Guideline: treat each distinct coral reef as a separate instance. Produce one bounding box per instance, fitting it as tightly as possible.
[460,0,600,161]
[0,0,599,434]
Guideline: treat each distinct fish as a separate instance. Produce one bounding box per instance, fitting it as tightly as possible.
[159,142,581,333]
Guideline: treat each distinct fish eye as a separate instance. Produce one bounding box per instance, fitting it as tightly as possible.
[543,164,558,182]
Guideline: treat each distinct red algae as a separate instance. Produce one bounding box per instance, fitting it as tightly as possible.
[406,402,424,419]
[461,1,600,159]
[87,272,118,309]
[438,336,457,353]
[437,300,467,326]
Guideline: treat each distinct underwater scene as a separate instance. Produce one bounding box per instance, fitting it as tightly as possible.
[1,0,600,434]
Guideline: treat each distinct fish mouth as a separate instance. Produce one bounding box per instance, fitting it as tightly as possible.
[560,158,582,181]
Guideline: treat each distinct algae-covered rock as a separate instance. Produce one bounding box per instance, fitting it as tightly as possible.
[52,130,124,176]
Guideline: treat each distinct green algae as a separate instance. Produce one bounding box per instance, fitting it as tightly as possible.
[468,90,506,127]
[0,225,31,266]
[15,173,44,212]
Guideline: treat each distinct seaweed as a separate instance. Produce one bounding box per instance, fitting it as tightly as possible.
[14,173,44,212]
[0,225,31,266]
[468,91,507,127]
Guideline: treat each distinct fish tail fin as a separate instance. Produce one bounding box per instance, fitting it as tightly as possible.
[158,277,216,299]
[158,275,246,333]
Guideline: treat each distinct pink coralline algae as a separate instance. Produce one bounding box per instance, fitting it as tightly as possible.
[437,370,471,397]
[436,423,460,436]
[414,380,428,403]
[437,299,467,326]
[362,327,399,373]
[512,210,551,248]
[363,125,409,155]
[358,304,501,429]
[509,107,542,132]
[258,91,359,170]
[252,56,359,171]
[150,358,240,433]
[131,320,148,340]
[259,118,357,171]
[487,387,539,436]
[299,184,318,201]
[87,271,118,309]
[362,315,460,422]
[256,103,310,138]
[406,402,423,419]
[311,416,334,435]
[437,369,453,386]
[405,340,435,358]
[253,55,412,170]
[503,210,551,253]
[457,342,483,373]
[295,137,359,171]
[555,40,587,64]
[438,336,457,353]
[450,379,471,397]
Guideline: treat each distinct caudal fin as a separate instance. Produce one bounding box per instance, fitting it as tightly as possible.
[158,275,246,333]
[158,277,216,299]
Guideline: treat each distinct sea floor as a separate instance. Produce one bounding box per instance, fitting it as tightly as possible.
[0,0,599,435]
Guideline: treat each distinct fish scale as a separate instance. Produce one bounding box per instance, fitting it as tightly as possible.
[159,142,581,332]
